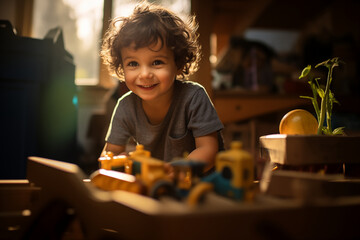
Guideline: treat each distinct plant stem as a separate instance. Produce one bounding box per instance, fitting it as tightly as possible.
[317,67,333,134]
[326,100,332,133]
[311,84,320,120]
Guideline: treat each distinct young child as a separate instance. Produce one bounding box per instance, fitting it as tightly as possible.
[100,1,224,174]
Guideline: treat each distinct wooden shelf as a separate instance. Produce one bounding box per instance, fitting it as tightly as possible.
[213,91,310,124]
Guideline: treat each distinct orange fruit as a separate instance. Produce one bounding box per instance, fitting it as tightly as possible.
[279,109,318,135]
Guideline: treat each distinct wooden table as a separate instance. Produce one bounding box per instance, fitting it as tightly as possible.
[1,157,360,240]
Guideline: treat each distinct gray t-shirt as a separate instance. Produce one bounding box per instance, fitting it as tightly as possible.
[105,80,224,162]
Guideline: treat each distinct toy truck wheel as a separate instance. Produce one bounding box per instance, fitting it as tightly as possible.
[186,182,213,206]
[149,180,177,199]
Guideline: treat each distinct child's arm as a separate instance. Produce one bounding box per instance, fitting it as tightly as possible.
[101,142,126,157]
[186,132,219,172]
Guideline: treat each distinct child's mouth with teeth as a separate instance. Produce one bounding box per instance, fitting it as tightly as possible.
[139,84,157,89]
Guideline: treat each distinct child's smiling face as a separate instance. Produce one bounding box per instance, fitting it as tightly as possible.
[121,40,179,104]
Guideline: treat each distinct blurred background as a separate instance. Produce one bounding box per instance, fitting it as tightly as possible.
[0,0,359,178]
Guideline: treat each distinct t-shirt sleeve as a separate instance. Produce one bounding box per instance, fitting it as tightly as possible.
[105,97,132,146]
[187,87,224,137]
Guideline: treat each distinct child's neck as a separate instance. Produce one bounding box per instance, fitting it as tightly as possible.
[141,93,173,125]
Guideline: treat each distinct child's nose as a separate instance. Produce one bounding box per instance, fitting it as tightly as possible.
[140,66,153,79]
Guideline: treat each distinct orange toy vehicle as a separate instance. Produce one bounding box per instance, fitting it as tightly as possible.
[91,145,176,199]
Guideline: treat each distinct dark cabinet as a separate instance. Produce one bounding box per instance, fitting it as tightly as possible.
[0,20,77,179]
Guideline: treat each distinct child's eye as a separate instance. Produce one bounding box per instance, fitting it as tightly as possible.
[153,60,164,66]
[127,61,138,67]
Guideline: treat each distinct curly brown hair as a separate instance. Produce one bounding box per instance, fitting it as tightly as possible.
[100,1,201,81]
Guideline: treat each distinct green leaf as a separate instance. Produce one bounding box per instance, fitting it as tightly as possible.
[299,65,311,79]
[317,88,325,98]
[332,127,345,135]
[300,96,314,100]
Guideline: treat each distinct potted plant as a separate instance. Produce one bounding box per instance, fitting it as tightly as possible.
[299,57,344,135]
[259,57,360,176]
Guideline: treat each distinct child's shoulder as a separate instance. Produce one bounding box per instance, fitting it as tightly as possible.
[174,80,210,103]
[175,80,205,92]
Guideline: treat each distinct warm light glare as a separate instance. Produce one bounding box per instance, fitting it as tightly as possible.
[62,0,103,44]
[22,209,31,216]
[112,0,191,21]
[99,169,136,182]
[210,55,217,64]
